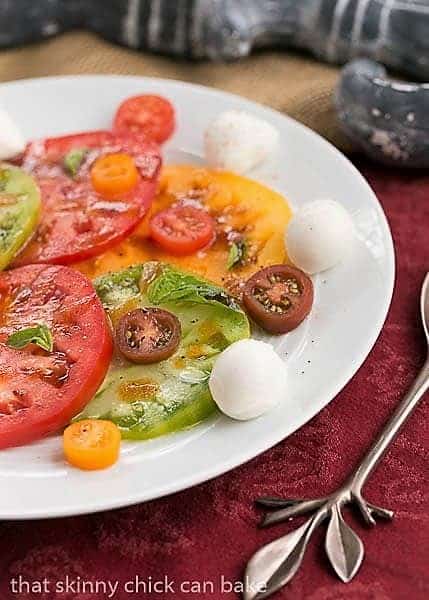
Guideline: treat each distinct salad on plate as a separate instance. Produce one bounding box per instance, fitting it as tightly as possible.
[0,94,355,470]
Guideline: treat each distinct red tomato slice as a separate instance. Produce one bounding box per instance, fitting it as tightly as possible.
[43,130,114,160]
[113,95,175,144]
[149,205,215,255]
[13,130,162,266]
[0,265,112,448]
[0,264,112,449]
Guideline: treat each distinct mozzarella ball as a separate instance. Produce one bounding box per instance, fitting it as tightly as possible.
[285,199,355,274]
[209,339,287,420]
[0,107,25,160]
[204,110,278,174]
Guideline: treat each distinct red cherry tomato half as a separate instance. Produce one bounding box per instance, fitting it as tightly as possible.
[0,264,112,449]
[13,130,161,266]
[113,95,175,144]
[149,205,215,255]
[242,264,314,334]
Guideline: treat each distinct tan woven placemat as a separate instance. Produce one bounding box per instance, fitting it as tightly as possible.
[0,31,352,152]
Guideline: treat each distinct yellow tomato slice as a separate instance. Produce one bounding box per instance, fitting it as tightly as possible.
[76,166,292,290]
[91,153,139,198]
[63,419,121,470]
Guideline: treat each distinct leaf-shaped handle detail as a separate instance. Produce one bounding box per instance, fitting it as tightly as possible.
[255,497,301,509]
[261,498,325,527]
[244,514,321,600]
[325,505,364,582]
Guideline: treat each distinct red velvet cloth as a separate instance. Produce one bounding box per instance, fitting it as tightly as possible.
[1,164,428,600]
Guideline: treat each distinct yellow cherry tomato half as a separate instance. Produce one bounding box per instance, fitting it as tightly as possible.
[63,419,121,470]
[91,153,139,198]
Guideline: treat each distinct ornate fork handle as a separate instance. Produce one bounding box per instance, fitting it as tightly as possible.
[244,274,429,600]
[349,357,429,495]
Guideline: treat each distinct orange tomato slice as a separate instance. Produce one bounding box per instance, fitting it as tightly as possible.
[91,153,139,198]
[63,419,121,470]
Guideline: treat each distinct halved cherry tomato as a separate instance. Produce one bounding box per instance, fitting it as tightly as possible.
[0,265,112,449]
[113,95,175,144]
[13,130,161,266]
[90,153,139,199]
[149,205,215,255]
[63,419,121,470]
[115,308,181,364]
[242,264,313,334]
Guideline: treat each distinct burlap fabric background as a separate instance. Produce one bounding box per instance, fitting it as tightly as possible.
[0,31,353,152]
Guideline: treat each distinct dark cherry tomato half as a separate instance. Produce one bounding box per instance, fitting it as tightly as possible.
[113,95,175,144]
[115,308,181,364]
[242,264,314,334]
[149,205,215,256]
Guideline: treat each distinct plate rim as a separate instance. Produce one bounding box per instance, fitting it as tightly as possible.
[0,75,395,519]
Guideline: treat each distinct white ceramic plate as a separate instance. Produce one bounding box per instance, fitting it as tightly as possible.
[0,76,394,519]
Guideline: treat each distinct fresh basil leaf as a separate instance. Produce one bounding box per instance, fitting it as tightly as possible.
[63,148,87,177]
[145,265,239,312]
[227,239,247,270]
[148,265,226,305]
[7,323,53,352]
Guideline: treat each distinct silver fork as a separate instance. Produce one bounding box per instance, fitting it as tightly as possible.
[244,273,429,600]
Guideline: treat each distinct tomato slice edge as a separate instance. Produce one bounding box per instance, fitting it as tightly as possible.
[0,265,113,449]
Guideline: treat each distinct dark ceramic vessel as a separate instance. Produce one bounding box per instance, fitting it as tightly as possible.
[336,59,429,168]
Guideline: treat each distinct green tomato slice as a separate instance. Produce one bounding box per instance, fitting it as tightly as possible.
[78,262,250,440]
[0,164,41,269]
